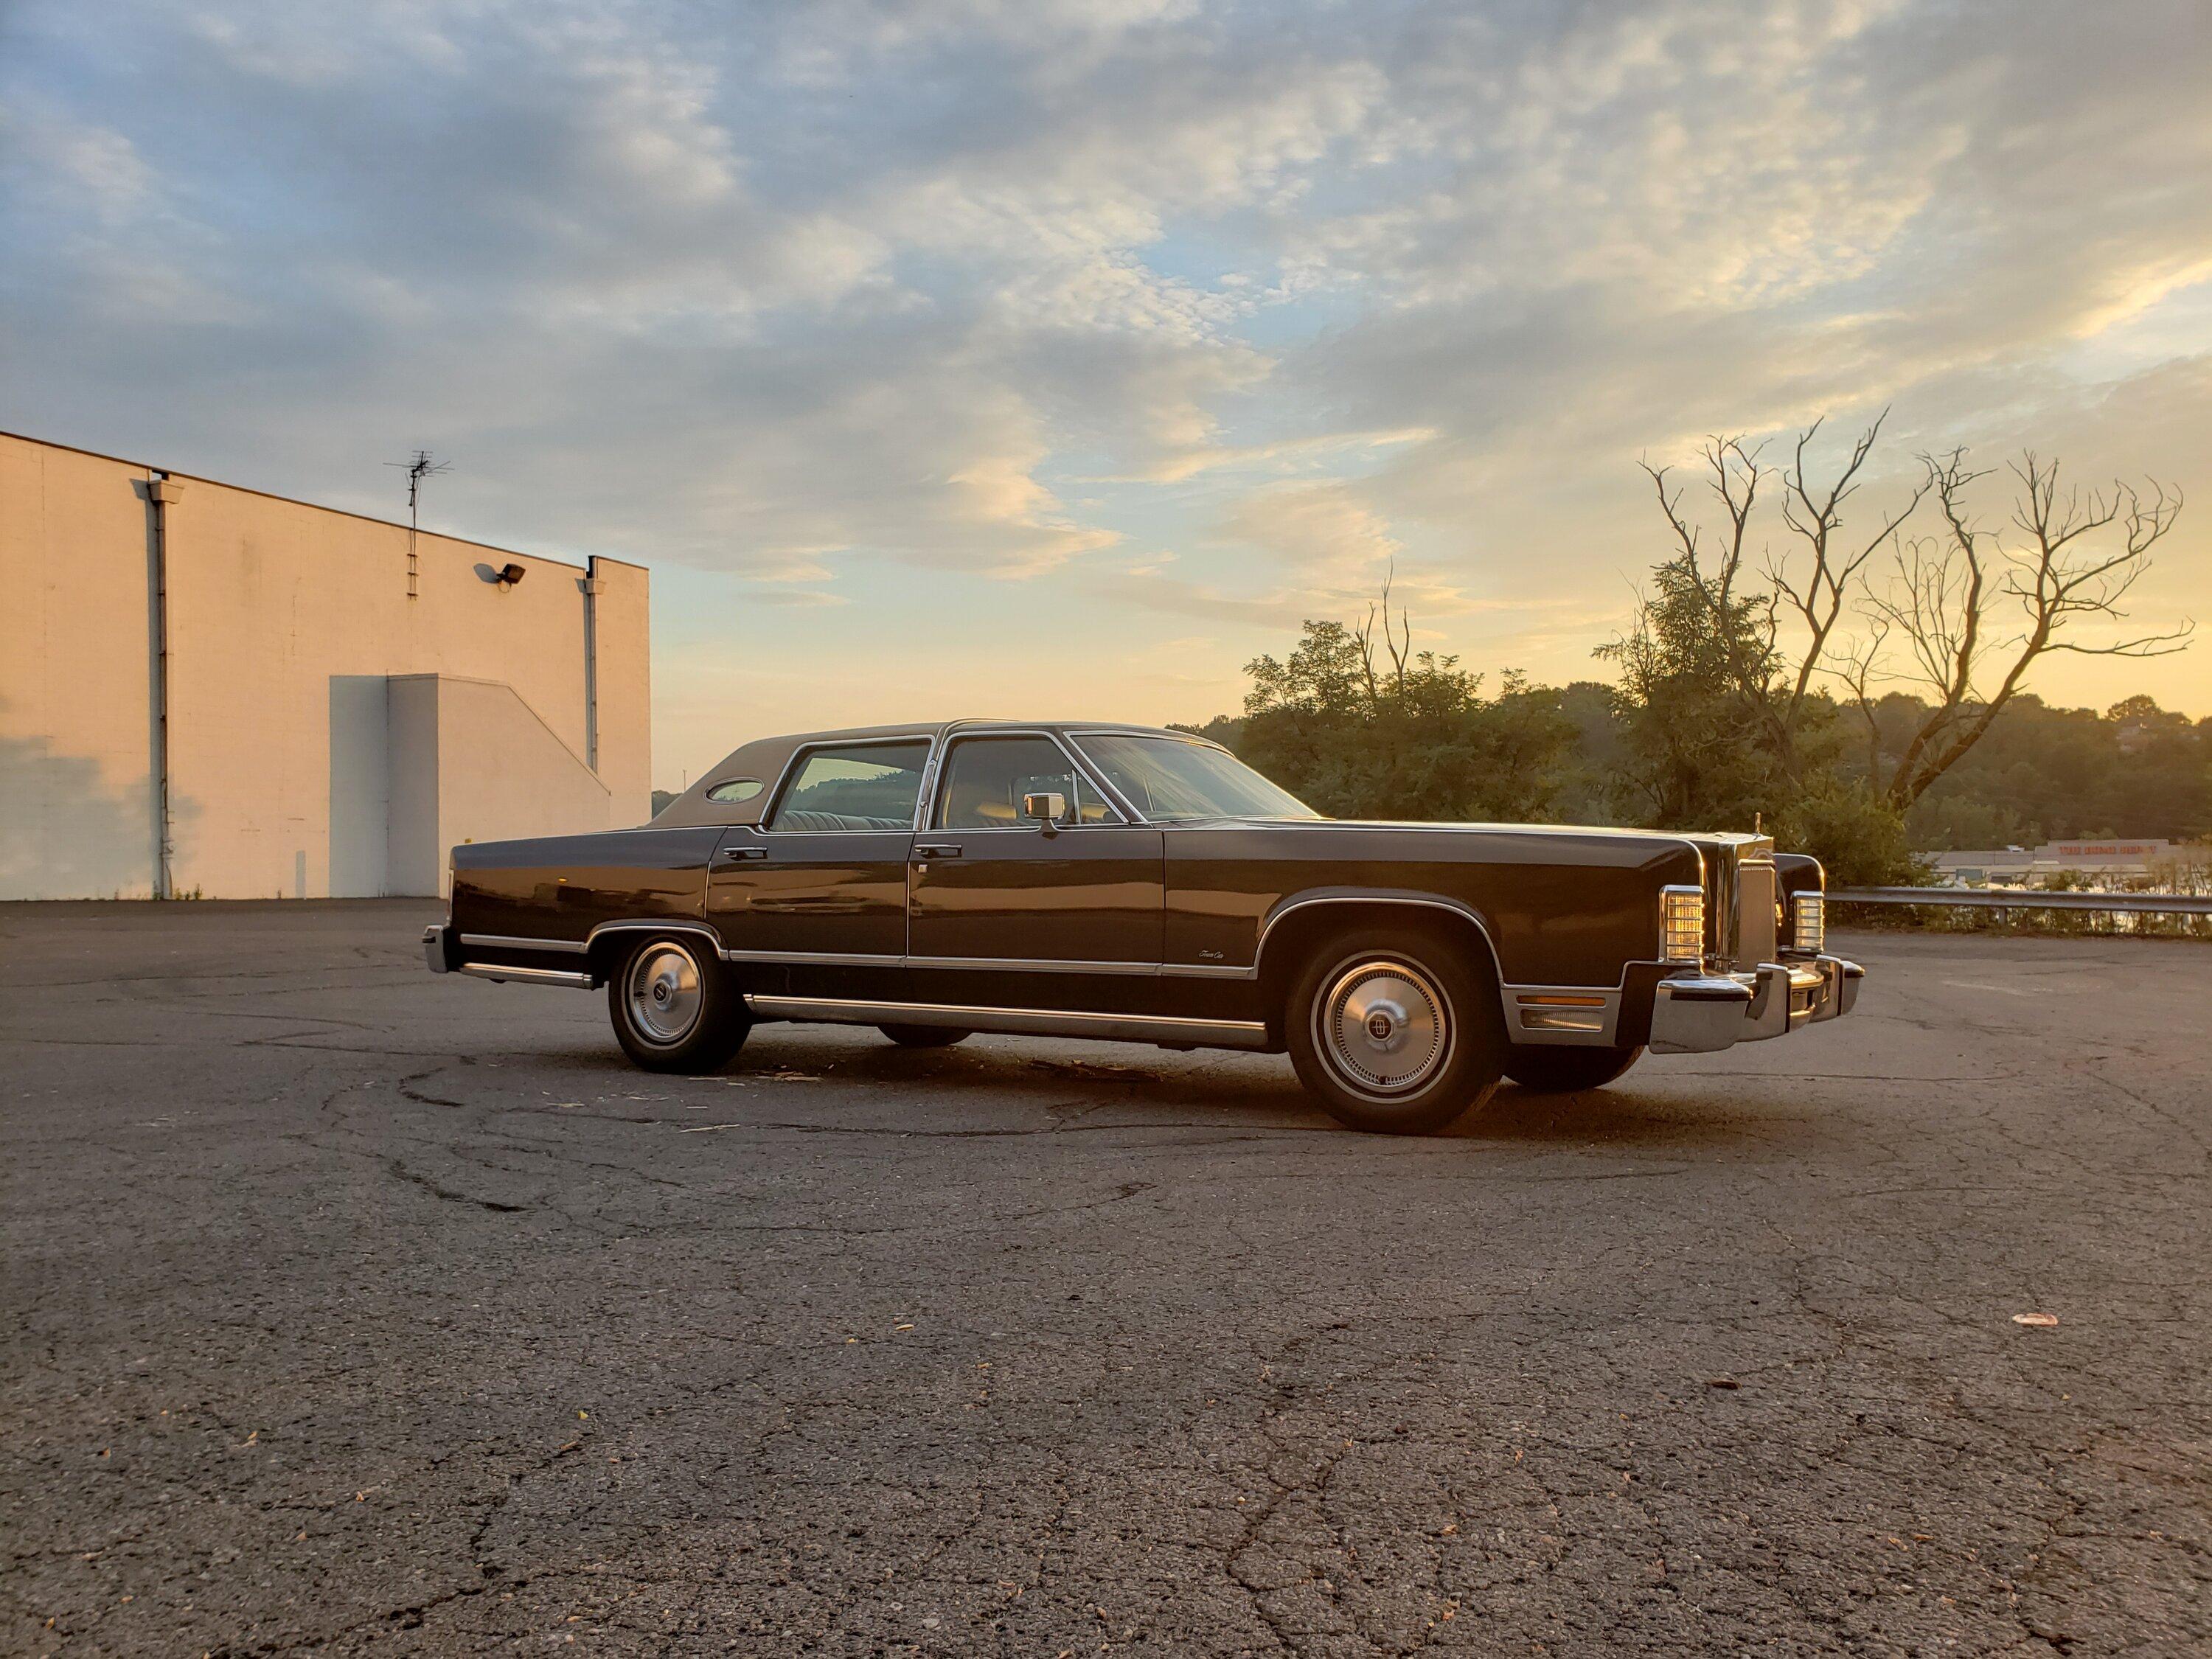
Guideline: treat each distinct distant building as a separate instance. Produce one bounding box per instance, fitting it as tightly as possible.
[1,431,650,900]
[1930,840,2180,886]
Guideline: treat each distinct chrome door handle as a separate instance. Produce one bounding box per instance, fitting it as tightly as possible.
[914,844,963,860]
[717,845,768,863]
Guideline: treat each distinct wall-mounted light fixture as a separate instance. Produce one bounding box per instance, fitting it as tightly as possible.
[495,562,526,586]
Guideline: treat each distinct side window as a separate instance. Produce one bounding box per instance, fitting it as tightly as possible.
[935,737,1121,830]
[766,742,928,832]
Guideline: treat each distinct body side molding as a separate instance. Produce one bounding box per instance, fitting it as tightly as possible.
[459,932,588,954]
[458,962,594,988]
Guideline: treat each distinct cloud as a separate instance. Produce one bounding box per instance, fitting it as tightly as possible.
[0,100,153,225]
[1218,482,1401,571]
[2,0,2208,779]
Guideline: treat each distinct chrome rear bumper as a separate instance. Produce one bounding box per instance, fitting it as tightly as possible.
[1649,955,1861,1054]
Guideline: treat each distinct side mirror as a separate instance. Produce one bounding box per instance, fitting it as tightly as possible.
[1022,791,1067,835]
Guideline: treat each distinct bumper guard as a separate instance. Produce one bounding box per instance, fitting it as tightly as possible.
[1649,954,1861,1054]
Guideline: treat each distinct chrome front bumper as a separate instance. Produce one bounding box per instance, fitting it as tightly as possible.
[1648,954,1861,1054]
[422,924,451,973]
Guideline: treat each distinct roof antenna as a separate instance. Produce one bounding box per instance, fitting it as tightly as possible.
[385,449,451,599]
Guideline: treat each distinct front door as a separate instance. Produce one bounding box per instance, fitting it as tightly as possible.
[706,739,926,989]
[905,733,1163,1006]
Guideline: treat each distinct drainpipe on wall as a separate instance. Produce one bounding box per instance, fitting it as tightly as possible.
[146,473,186,897]
[582,563,602,773]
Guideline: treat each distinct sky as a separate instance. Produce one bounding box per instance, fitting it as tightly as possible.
[4,0,2208,790]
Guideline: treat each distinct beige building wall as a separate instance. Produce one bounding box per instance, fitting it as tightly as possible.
[586,557,653,823]
[0,432,652,899]
[0,438,160,897]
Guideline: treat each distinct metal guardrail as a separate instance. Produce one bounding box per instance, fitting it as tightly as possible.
[1832,886,2212,916]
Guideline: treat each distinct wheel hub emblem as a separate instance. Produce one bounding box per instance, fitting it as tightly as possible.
[653,984,669,1004]
[1318,966,1446,1096]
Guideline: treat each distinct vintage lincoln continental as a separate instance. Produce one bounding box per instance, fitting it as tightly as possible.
[422,719,1863,1133]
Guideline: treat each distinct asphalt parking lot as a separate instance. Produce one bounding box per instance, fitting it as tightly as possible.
[3,902,2208,1657]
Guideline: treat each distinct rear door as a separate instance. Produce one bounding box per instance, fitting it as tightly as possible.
[705,740,926,983]
[905,732,1164,1004]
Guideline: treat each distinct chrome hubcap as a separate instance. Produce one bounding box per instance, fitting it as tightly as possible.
[626,943,703,1046]
[1316,958,1449,1096]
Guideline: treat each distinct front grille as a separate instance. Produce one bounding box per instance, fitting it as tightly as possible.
[1697,836,1775,969]
[1738,860,1778,964]
[1705,853,1737,965]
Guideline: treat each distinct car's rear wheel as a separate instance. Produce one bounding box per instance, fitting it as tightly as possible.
[1285,927,1503,1134]
[608,935,750,1073]
[1502,1043,1644,1092]
[878,1024,970,1048]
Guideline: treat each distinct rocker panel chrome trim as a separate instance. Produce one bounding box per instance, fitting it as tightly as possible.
[743,994,1271,1051]
[722,947,1172,975]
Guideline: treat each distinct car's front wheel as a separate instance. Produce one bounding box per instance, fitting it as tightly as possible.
[1285,928,1503,1134]
[608,935,750,1073]
[1502,1043,1644,1092]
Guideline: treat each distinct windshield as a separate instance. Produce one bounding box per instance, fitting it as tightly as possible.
[1074,734,1320,823]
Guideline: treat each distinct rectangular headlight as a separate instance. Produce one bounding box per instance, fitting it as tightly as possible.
[1660,885,1705,965]
[1791,891,1826,956]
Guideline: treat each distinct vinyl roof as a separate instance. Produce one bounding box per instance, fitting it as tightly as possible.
[650,718,1209,829]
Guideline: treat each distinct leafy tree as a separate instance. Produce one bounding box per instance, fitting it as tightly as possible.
[1896,692,2212,847]
[1541,681,1630,825]
[1233,586,1574,821]
[1596,549,1921,882]
[1770,775,1921,886]
[1596,550,1805,832]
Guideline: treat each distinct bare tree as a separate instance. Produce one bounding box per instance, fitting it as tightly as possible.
[1770,410,1927,751]
[1632,410,2190,813]
[1868,450,2188,807]
[1644,434,1765,609]
[1354,565,1414,702]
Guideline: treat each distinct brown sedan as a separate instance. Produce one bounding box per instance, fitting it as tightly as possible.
[424,720,1861,1133]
